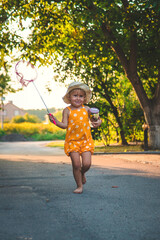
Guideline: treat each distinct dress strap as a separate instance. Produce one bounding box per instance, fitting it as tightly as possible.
[67,106,84,111]
[67,106,71,113]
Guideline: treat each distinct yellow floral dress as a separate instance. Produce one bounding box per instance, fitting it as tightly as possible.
[64,106,94,156]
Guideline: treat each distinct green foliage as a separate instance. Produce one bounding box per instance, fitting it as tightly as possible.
[114,77,145,141]
[0,48,17,98]
[1,0,159,146]
[31,132,66,141]
[0,60,16,98]
[0,129,5,137]
[94,144,143,153]
[23,113,41,123]
[27,107,56,121]
[2,1,160,84]
[11,115,25,123]
[0,73,13,96]
[11,113,41,123]
[3,122,66,140]
[90,76,145,144]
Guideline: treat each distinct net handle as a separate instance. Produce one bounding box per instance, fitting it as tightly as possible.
[32,82,56,125]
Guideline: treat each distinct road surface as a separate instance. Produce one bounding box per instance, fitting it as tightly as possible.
[0,141,160,240]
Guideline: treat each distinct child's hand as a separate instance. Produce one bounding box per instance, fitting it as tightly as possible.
[48,114,56,125]
[91,118,102,128]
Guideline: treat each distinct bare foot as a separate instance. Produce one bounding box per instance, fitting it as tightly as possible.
[82,173,86,184]
[73,187,83,194]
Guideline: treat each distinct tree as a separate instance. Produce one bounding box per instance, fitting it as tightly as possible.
[0,52,15,98]
[88,74,144,145]
[1,0,160,148]
[0,50,16,128]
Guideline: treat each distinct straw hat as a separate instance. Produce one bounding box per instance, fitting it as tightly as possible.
[63,82,92,104]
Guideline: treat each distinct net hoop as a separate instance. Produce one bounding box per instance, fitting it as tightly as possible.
[15,60,57,125]
[15,60,38,87]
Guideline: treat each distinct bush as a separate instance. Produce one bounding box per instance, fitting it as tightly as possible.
[24,113,41,123]
[3,122,66,140]
[31,131,66,141]
[11,116,26,123]
[0,129,5,137]
[11,113,41,123]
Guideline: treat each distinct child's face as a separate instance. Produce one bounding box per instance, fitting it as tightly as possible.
[69,89,86,107]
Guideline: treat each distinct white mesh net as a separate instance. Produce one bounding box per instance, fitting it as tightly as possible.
[15,60,37,87]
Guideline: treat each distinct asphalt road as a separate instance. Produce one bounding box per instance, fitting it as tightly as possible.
[0,141,65,156]
[0,141,160,240]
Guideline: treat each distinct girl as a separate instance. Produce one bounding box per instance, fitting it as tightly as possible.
[49,82,102,194]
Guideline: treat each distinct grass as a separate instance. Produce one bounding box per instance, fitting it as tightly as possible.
[2,123,66,141]
[46,141,144,153]
[94,144,143,153]
[46,140,65,148]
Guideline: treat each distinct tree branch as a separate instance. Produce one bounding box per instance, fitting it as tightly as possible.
[101,12,150,111]
[101,22,129,74]
[129,31,137,74]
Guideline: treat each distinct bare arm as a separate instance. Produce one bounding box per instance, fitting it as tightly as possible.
[48,108,69,129]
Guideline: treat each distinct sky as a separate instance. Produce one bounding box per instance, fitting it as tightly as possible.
[5,64,70,110]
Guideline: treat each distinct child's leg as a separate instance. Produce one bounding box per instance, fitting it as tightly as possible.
[81,151,92,184]
[70,152,83,194]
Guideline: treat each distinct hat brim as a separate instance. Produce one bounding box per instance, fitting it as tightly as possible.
[63,82,92,104]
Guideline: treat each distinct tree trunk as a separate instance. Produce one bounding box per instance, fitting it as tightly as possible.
[102,21,160,149]
[127,73,160,149]
[144,100,160,149]
[149,126,160,149]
